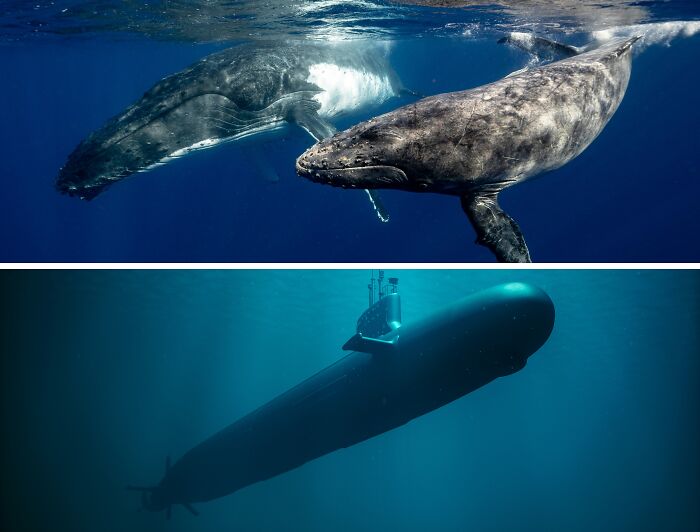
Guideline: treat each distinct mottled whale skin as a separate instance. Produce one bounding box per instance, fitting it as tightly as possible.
[56,41,404,219]
[297,36,639,262]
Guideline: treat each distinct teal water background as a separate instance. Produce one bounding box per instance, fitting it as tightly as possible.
[1,269,699,531]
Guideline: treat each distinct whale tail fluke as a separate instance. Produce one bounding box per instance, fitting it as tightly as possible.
[500,32,643,63]
[498,33,581,62]
[618,35,642,55]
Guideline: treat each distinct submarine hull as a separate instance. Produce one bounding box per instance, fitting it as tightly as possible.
[155,282,555,508]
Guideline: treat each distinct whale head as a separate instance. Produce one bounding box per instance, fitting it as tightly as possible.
[56,124,173,201]
[296,108,463,194]
[55,92,240,201]
[55,63,285,201]
[296,115,423,191]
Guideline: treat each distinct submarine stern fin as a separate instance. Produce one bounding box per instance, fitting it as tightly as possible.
[127,455,200,519]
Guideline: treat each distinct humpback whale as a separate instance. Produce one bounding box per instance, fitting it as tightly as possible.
[56,41,409,221]
[296,36,639,262]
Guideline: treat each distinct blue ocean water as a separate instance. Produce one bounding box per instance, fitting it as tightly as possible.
[1,269,698,531]
[0,2,699,262]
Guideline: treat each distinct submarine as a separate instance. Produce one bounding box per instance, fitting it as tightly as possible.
[129,273,555,517]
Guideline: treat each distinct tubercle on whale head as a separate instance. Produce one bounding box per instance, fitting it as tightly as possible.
[296,119,416,190]
[56,157,113,201]
[56,166,111,200]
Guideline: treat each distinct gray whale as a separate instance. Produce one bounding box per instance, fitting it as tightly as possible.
[57,41,408,221]
[297,36,639,262]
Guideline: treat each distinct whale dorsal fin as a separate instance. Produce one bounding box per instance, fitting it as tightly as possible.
[461,193,531,263]
[498,33,581,62]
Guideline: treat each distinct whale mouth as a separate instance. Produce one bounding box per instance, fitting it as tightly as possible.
[296,158,408,189]
[56,179,109,201]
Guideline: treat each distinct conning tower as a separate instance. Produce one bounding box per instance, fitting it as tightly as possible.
[356,270,401,338]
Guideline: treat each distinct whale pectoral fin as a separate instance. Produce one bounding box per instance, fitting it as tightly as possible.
[289,100,337,142]
[342,333,396,356]
[365,189,390,223]
[291,101,391,223]
[461,193,531,263]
